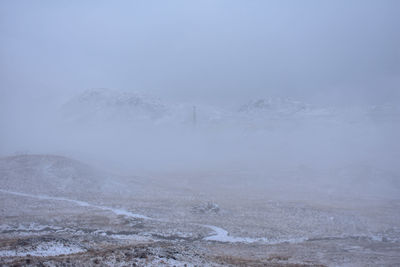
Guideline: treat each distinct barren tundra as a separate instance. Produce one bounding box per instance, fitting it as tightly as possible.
[1,1,400,266]
[1,154,400,266]
[1,90,400,266]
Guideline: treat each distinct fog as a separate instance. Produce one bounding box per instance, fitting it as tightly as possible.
[1,1,400,265]
[1,1,399,172]
[1,0,400,102]
[1,0,399,176]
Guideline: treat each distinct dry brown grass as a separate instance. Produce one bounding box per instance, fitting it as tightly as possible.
[213,254,327,267]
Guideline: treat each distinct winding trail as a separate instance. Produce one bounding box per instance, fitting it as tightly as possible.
[0,189,253,243]
[0,189,150,220]
[203,224,265,243]
[2,189,384,245]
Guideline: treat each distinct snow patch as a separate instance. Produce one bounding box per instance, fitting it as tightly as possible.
[0,189,314,245]
[0,241,85,257]
[203,224,307,244]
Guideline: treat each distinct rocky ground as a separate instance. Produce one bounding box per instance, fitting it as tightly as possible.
[1,155,400,266]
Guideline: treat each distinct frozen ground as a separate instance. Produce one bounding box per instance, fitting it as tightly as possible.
[1,154,400,266]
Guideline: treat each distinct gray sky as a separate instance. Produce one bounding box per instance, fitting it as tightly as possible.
[1,0,399,106]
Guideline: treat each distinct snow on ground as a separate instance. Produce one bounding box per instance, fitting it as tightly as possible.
[0,241,86,257]
[0,189,292,245]
[0,189,150,220]
[203,224,308,244]
[1,154,400,266]
[2,188,398,249]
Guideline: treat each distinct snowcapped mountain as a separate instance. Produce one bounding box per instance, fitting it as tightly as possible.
[60,89,399,130]
[60,88,231,128]
[237,97,334,122]
[61,88,168,124]
[239,97,309,116]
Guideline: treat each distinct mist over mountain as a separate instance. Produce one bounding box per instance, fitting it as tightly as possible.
[60,88,400,128]
[1,86,399,174]
[1,1,399,265]
[62,88,167,124]
[239,97,309,115]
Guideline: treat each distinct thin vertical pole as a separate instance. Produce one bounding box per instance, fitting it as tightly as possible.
[193,106,197,128]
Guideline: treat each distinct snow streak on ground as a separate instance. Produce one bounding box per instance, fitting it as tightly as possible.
[203,224,307,244]
[0,189,150,220]
[2,188,394,249]
[0,189,283,245]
